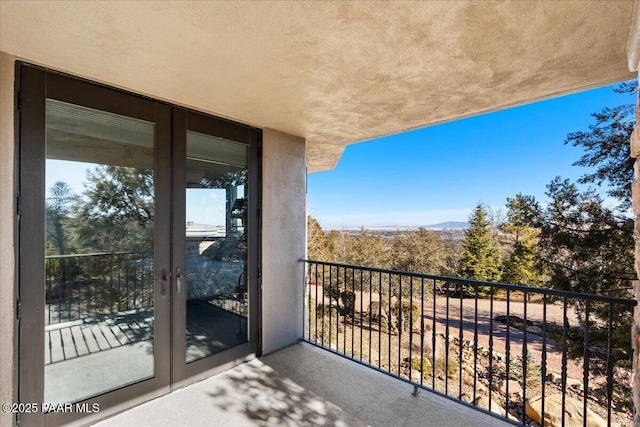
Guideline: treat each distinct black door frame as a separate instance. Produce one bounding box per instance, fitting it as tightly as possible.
[16,62,261,426]
[170,108,261,387]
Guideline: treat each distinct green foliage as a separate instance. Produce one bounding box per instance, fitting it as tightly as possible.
[306,217,459,278]
[307,217,461,301]
[411,355,432,373]
[75,166,154,252]
[435,356,459,379]
[536,177,635,297]
[501,194,545,287]
[311,301,340,345]
[566,81,636,211]
[83,166,154,227]
[389,227,451,274]
[341,228,388,267]
[508,352,541,388]
[391,301,420,333]
[511,82,637,366]
[459,203,502,294]
[410,353,457,379]
[536,82,636,298]
[45,181,80,255]
[307,216,331,261]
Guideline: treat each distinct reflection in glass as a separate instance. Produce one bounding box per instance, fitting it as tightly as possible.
[185,131,249,363]
[44,99,155,404]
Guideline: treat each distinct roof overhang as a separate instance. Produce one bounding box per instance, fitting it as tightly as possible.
[1,1,638,171]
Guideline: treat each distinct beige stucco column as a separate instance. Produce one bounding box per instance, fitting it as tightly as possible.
[261,129,307,354]
[0,51,17,427]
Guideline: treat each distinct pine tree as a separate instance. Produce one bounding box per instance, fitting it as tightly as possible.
[566,81,636,211]
[459,203,502,294]
[501,194,544,287]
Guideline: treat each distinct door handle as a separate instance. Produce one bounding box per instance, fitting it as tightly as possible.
[160,268,168,296]
[176,266,183,294]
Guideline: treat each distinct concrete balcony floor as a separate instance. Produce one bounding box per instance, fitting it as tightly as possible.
[95,342,511,427]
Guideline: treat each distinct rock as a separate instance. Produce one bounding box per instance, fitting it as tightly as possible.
[201,231,246,261]
[493,351,505,361]
[526,325,544,336]
[460,392,474,403]
[547,372,562,385]
[508,412,523,423]
[462,374,475,387]
[500,379,523,397]
[476,380,489,394]
[566,378,583,391]
[545,373,583,390]
[473,396,504,416]
[410,369,423,381]
[525,394,606,427]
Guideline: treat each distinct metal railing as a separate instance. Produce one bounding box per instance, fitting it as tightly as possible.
[45,251,153,325]
[302,259,637,427]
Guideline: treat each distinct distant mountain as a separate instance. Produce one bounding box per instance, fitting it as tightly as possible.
[331,221,469,231]
[424,221,469,229]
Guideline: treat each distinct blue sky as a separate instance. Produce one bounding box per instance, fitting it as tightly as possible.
[307,81,636,229]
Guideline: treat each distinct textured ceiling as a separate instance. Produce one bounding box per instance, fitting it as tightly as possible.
[1,1,637,171]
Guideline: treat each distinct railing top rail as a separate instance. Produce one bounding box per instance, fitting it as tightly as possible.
[45,251,150,259]
[301,258,637,306]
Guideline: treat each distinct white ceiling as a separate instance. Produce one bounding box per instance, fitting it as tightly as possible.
[1,1,637,171]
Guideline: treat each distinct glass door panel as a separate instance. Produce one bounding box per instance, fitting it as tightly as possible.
[184,131,249,363]
[44,99,156,404]
[19,65,257,426]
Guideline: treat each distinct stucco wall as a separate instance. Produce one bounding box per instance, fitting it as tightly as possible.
[261,129,306,355]
[0,51,16,427]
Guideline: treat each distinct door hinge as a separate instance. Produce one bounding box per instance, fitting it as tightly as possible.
[16,90,22,113]
[15,411,21,426]
[16,195,21,216]
[16,299,21,320]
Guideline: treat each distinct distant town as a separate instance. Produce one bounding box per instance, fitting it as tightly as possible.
[327,221,469,240]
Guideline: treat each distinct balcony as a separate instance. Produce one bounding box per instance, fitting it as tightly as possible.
[95,342,510,427]
[44,255,635,426]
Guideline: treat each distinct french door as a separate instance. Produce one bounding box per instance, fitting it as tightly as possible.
[17,63,260,426]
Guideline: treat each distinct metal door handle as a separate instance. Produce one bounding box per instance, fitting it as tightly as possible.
[176,266,183,294]
[160,268,167,296]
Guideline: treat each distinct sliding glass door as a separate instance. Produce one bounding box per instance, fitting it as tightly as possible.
[18,64,260,426]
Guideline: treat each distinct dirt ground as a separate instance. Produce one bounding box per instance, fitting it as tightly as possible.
[308,285,583,376]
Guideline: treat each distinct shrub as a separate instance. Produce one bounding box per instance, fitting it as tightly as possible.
[411,355,433,373]
[309,299,341,345]
[435,356,459,379]
[340,290,356,316]
[391,301,421,333]
[509,352,541,388]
